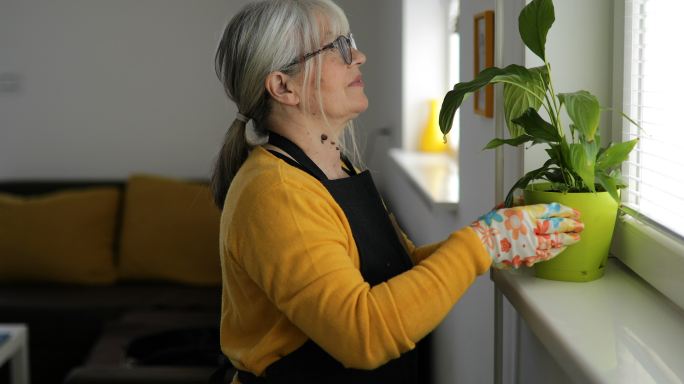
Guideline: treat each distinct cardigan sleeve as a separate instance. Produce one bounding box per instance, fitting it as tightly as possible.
[231,179,491,370]
[388,212,446,265]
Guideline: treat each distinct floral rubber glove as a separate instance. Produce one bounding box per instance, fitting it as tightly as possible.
[470,203,584,269]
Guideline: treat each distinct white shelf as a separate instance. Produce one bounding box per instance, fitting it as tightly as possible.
[0,324,29,384]
[493,258,684,384]
[388,149,459,211]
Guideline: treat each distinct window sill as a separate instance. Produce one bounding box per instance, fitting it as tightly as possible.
[492,258,684,383]
[612,213,684,311]
[388,148,459,211]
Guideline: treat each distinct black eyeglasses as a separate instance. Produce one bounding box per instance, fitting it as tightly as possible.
[282,33,356,71]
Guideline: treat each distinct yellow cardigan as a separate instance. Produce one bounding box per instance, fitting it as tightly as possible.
[219,146,491,377]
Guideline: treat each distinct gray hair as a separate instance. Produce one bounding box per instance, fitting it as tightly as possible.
[212,0,361,209]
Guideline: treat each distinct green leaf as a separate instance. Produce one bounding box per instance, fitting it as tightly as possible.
[501,66,549,137]
[558,91,601,142]
[511,108,561,143]
[439,64,542,137]
[483,135,533,149]
[518,0,555,61]
[593,126,602,148]
[610,169,628,189]
[560,139,572,169]
[548,141,573,185]
[545,167,565,183]
[619,110,643,133]
[504,159,554,207]
[545,147,561,164]
[568,143,596,192]
[596,172,620,202]
[596,139,639,171]
[585,140,600,162]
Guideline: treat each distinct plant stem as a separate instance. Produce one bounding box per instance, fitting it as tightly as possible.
[544,61,564,137]
[560,164,571,188]
[543,92,558,127]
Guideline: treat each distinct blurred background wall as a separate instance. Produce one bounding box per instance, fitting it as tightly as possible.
[0,0,402,183]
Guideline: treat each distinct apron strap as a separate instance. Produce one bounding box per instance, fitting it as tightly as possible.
[267,131,357,179]
[267,150,311,175]
[340,155,358,176]
[267,132,328,180]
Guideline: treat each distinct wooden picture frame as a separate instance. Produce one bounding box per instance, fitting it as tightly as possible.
[474,10,495,117]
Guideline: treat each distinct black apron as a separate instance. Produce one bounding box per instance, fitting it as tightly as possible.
[236,132,423,384]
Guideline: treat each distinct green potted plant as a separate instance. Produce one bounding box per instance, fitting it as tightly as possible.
[439,0,639,282]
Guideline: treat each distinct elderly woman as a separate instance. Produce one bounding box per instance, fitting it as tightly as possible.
[211,0,583,383]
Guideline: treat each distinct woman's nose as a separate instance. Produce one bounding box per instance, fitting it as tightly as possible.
[352,48,366,65]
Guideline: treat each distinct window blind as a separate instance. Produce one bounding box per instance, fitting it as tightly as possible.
[623,0,684,238]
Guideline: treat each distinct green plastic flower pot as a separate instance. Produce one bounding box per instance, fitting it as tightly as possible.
[523,183,619,282]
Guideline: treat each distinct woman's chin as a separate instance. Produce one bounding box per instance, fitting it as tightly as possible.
[355,97,369,114]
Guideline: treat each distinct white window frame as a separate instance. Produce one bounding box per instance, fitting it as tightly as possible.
[610,0,684,311]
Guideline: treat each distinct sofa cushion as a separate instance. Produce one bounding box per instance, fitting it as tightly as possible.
[118,174,221,285]
[0,187,119,284]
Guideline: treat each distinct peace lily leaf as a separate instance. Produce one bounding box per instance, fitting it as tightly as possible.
[518,0,555,61]
[596,138,639,171]
[501,66,549,137]
[504,165,548,207]
[503,158,556,207]
[483,135,533,150]
[593,127,602,148]
[560,139,571,169]
[596,172,620,202]
[610,169,627,189]
[545,147,562,164]
[551,181,570,193]
[550,141,572,176]
[596,146,607,162]
[558,91,600,142]
[545,167,565,183]
[511,108,561,143]
[569,123,577,141]
[584,140,599,163]
[568,143,596,192]
[440,64,540,137]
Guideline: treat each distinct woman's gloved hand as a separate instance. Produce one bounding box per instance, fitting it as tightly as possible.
[470,203,584,269]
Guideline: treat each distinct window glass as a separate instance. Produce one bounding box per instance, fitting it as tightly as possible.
[624,0,684,238]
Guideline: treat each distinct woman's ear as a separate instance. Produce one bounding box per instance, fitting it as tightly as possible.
[265,72,300,106]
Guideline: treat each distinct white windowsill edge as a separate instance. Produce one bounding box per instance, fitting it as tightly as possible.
[612,213,684,312]
[388,148,459,212]
[492,258,684,384]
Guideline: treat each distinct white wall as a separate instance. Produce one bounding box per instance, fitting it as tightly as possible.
[0,0,249,180]
[401,0,449,151]
[0,0,401,185]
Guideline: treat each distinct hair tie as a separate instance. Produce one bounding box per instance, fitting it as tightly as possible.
[236,112,250,123]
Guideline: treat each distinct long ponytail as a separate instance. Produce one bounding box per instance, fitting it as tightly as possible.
[211,119,249,209]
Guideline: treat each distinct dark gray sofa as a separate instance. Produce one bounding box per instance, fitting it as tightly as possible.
[0,181,230,384]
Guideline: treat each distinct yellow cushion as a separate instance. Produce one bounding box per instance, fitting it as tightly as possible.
[0,188,119,284]
[118,174,221,285]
